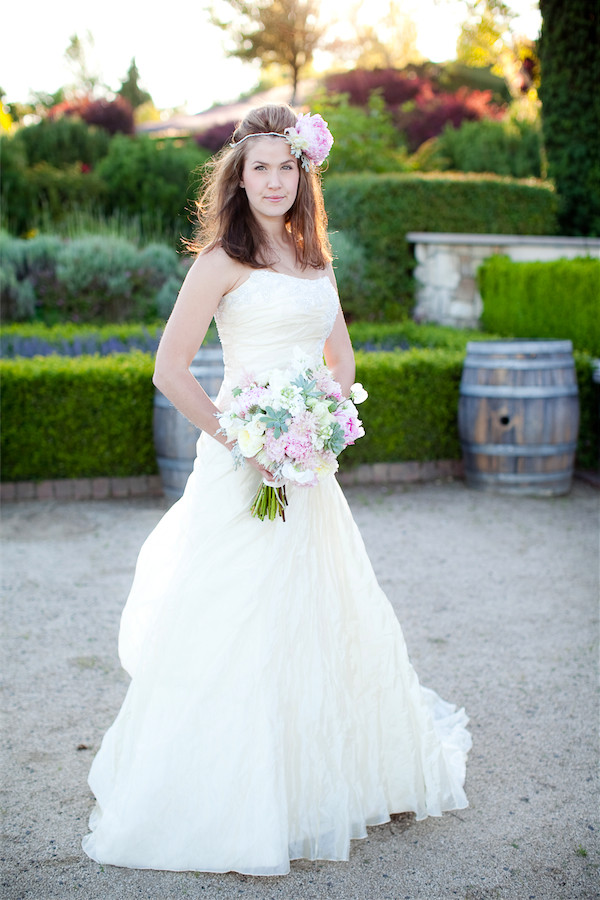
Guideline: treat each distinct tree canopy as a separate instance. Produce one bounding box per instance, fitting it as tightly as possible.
[210,0,324,104]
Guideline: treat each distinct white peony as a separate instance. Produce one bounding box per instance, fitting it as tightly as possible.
[237,425,264,458]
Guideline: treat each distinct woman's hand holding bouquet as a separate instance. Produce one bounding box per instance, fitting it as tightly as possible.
[217,352,367,521]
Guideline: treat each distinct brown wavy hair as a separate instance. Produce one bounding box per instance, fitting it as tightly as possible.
[191,104,331,270]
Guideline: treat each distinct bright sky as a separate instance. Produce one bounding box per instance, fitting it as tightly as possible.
[5,0,541,113]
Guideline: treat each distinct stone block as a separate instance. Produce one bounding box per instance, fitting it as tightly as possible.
[129,476,149,497]
[16,482,36,500]
[372,463,389,483]
[110,478,130,498]
[430,251,460,289]
[356,465,375,485]
[455,276,477,302]
[147,475,164,496]
[92,478,110,500]
[73,479,92,500]
[36,481,55,500]
[400,462,421,483]
[0,483,16,502]
[54,480,75,500]
[387,464,406,483]
[414,244,429,264]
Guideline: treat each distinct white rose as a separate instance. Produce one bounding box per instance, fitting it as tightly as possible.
[246,416,266,437]
[350,382,368,404]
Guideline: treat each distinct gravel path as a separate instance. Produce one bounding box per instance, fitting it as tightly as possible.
[1,480,598,900]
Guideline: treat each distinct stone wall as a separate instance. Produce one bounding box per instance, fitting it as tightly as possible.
[406,232,600,329]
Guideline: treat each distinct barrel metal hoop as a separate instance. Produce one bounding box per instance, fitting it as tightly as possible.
[461,441,578,457]
[465,470,573,485]
[463,358,575,371]
[460,384,579,399]
[465,340,574,354]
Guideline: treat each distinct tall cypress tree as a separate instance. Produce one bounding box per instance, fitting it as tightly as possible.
[539,0,600,236]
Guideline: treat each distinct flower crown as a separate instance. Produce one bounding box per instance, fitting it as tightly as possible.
[231,113,334,171]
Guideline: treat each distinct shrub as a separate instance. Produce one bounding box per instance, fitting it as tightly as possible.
[196,120,237,153]
[81,97,135,135]
[17,116,111,168]
[324,172,558,319]
[1,346,595,481]
[322,66,506,153]
[0,136,37,235]
[325,68,424,107]
[26,163,107,226]
[312,92,408,175]
[395,87,505,153]
[97,136,211,241]
[329,231,369,319]
[539,0,600,236]
[478,256,600,356]
[0,353,157,481]
[0,233,63,320]
[428,116,543,178]
[0,233,186,324]
[347,348,465,465]
[325,62,511,110]
[575,353,600,471]
[49,96,135,136]
[0,131,107,236]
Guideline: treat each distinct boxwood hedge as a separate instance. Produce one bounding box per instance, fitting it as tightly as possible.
[324,172,558,320]
[0,353,157,481]
[478,255,600,356]
[2,347,596,482]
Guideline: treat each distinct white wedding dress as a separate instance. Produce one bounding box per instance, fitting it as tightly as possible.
[82,270,471,875]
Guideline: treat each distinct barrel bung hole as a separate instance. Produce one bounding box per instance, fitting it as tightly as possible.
[499,414,511,426]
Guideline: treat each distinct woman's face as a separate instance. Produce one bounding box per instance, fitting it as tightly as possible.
[240,136,300,223]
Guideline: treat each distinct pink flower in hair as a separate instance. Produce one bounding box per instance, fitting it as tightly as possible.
[285,113,334,169]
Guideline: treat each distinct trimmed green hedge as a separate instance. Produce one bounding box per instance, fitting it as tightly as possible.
[349,348,598,471]
[348,320,494,351]
[3,347,596,482]
[347,348,465,464]
[0,353,157,481]
[478,255,600,356]
[1,319,468,358]
[324,172,558,320]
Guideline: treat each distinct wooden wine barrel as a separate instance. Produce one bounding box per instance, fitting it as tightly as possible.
[153,345,224,500]
[458,340,580,496]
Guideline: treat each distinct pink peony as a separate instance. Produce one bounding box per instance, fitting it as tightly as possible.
[285,113,334,169]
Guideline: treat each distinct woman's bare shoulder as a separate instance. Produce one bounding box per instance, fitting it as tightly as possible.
[187,246,247,290]
[323,262,338,293]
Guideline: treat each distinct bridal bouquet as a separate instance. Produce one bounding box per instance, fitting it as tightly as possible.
[217,354,368,521]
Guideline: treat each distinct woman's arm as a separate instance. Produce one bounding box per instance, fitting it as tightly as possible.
[153,248,243,447]
[323,269,355,397]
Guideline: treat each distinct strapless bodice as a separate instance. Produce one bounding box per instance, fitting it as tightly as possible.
[214,270,339,392]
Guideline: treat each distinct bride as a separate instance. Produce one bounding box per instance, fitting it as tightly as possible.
[82,103,471,876]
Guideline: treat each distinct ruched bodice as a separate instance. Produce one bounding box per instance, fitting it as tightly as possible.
[215,270,339,392]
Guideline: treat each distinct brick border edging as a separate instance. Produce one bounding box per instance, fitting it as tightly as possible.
[338,459,464,486]
[2,462,596,502]
[0,461,464,503]
[0,475,164,503]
